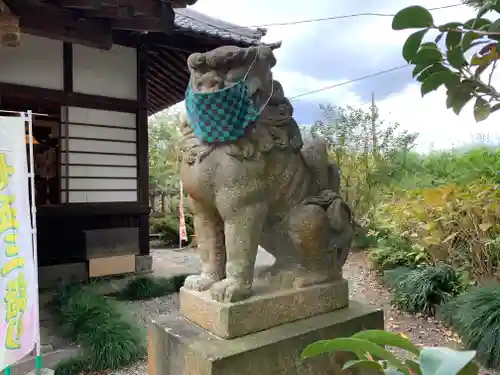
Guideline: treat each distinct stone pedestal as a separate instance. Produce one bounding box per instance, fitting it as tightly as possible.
[149,300,383,375]
[180,279,349,338]
[148,277,384,375]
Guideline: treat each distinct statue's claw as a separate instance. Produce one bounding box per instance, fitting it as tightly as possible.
[183,274,222,291]
[210,278,252,302]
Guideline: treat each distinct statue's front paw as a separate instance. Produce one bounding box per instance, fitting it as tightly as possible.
[183,274,221,291]
[210,278,252,302]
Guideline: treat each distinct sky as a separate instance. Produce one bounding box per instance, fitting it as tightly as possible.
[187,0,500,152]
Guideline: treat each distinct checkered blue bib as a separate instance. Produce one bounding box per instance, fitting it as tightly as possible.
[184,80,259,143]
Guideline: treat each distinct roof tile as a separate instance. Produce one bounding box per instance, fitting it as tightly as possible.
[174,8,265,45]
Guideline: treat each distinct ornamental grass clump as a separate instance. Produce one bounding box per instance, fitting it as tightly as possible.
[386,264,468,316]
[441,284,500,368]
[53,283,145,374]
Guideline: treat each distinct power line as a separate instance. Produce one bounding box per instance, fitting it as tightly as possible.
[247,3,463,28]
[289,64,411,99]
[177,3,463,43]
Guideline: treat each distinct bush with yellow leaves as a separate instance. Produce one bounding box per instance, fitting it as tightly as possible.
[376,181,500,281]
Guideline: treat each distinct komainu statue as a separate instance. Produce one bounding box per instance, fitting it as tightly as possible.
[179,44,354,303]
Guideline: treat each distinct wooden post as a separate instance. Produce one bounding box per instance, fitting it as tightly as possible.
[0,0,20,47]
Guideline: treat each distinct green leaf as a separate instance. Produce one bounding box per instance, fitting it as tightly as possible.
[446,31,462,49]
[419,347,476,375]
[491,103,500,112]
[446,94,454,109]
[439,22,463,30]
[420,42,440,50]
[464,18,491,29]
[435,33,444,44]
[421,71,458,96]
[414,48,443,65]
[416,64,447,83]
[473,97,490,122]
[412,64,427,78]
[392,6,434,30]
[477,0,496,18]
[352,330,421,355]
[403,29,428,63]
[448,85,473,115]
[342,359,385,372]
[488,18,500,33]
[405,360,423,375]
[387,369,406,375]
[447,47,468,69]
[301,337,409,374]
[461,31,480,51]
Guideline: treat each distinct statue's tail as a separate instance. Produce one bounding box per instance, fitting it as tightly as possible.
[326,195,355,267]
[300,137,341,193]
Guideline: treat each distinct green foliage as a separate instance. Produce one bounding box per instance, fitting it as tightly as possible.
[376,181,500,280]
[149,212,194,246]
[53,283,145,374]
[393,2,500,121]
[149,110,183,196]
[302,329,479,375]
[305,103,417,225]
[442,284,500,368]
[369,236,429,271]
[387,265,469,316]
[54,357,90,375]
[116,274,189,300]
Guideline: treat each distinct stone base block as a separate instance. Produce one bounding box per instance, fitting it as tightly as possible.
[38,263,88,289]
[136,254,153,273]
[149,300,384,375]
[180,279,348,339]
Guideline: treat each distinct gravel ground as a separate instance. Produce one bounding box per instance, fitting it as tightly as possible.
[110,248,499,375]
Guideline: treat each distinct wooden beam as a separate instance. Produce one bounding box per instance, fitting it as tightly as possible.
[0,0,20,47]
[112,2,173,32]
[0,81,140,113]
[93,0,158,16]
[21,20,113,50]
[169,0,198,8]
[85,5,133,18]
[8,2,113,49]
[112,17,161,32]
[58,0,103,10]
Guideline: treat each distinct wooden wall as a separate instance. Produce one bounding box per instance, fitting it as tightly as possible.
[0,33,150,267]
[60,107,138,203]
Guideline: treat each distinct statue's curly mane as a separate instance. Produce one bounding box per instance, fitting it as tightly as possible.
[180,79,304,164]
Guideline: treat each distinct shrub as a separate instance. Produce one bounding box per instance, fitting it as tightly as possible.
[376,181,500,280]
[54,357,90,375]
[368,235,429,271]
[116,274,189,300]
[383,266,413,287]
[387,264,468,316]
[149,213,194,246]
[53,283,145,374]
[441,284,500,368]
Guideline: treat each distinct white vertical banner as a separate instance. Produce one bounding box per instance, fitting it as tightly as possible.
[178,181,188,247]
[0,116,38,370]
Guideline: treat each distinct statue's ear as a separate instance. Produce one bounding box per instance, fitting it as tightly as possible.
[257,45,277,68]
[187,52,206,70]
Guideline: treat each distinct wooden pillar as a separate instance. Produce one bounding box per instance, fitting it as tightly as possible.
[137,40,150,255]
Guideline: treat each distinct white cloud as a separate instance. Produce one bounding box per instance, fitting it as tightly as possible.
[378,84,500,152]
[273,70,360,104]
[188,0,500,150]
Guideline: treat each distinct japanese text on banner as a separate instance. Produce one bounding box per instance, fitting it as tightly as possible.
[0,116,37,371]
[0,153,27,351]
